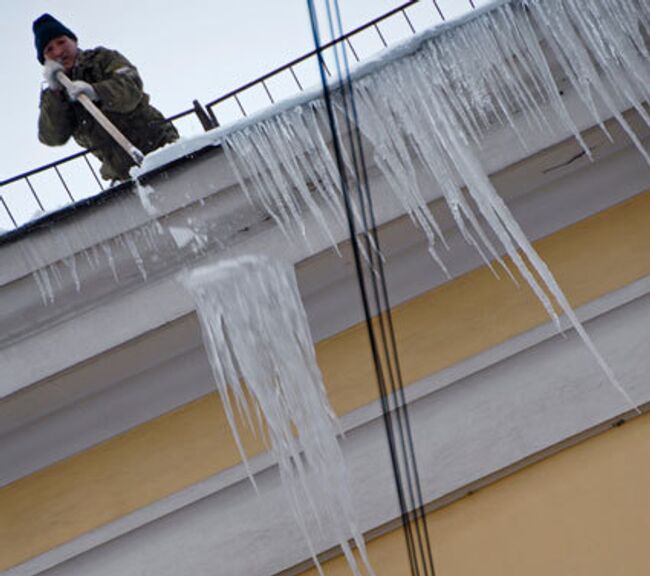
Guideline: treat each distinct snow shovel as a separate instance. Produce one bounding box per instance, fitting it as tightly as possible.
[55,70,145,166]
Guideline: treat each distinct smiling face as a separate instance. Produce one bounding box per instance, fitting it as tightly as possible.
[43,35,78,72]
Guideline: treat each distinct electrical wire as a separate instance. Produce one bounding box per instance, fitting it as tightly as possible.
[305,2,437,574]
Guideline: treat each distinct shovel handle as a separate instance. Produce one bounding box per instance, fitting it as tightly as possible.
[56,70,144,166]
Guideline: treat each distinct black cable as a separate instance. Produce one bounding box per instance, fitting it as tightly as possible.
[326,3,437,571]
[306,2,437,574]
[304,7,419,573]
[318,4,428,574]
[322,5,432,575]
[329,27,437,576]
[305,5,421,574]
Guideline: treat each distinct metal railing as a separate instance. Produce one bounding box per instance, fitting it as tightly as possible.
[0,0,478,234]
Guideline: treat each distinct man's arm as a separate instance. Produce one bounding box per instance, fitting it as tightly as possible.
[38,88,75,146]
[91,49,146,114]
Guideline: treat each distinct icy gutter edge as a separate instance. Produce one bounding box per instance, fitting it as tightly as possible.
[2,71,634,291]
[0,143,221,251]
[132,0,511,178]
[8,274,650,576]
[0,86,645,399]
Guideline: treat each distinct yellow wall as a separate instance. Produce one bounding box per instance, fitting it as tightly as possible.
[303,412,650,576]
[1,189,650,570]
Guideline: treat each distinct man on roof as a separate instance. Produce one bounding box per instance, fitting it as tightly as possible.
[34,14,179,182]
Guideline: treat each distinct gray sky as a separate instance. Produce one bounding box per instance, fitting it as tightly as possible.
[1,1,477,227]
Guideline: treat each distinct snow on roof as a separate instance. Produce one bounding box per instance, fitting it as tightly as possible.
[132,0,508,178]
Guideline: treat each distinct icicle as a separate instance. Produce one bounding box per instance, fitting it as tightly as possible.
[83,247,98,271]
[100,240,119,282]
[135,180,157,216]
[48,263,64,291]
[223,103,373,256]
[32,269,54,305]
[62,255,81,292]
[140,222,159,252]
[529,0,650,163]
[122,232,147,281]
[221,0,645,411]
[181,256,374,576]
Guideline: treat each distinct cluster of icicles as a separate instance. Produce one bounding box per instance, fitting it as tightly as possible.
[176,0,650,573]
[182,257,374,576]
[30,220,161,304]
[222,0,649,411]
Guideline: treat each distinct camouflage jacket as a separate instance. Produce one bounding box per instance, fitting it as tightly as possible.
[38,47,178,181]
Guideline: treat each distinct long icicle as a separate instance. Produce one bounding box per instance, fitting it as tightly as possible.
[181,256,374,576]
[222,0,647,412]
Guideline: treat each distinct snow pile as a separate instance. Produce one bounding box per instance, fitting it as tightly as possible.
[222,0,647,410]
[182,256,374,576]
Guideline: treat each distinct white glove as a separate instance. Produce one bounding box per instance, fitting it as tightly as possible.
[67,80,99,102]
[43,59,64,91]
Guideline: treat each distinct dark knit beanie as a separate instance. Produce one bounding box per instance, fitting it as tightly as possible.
[33,14,78,64]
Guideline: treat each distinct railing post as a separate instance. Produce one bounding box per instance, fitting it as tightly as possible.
[25,176,45,211]
[0,196,17,228]
[193,100,219,131]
